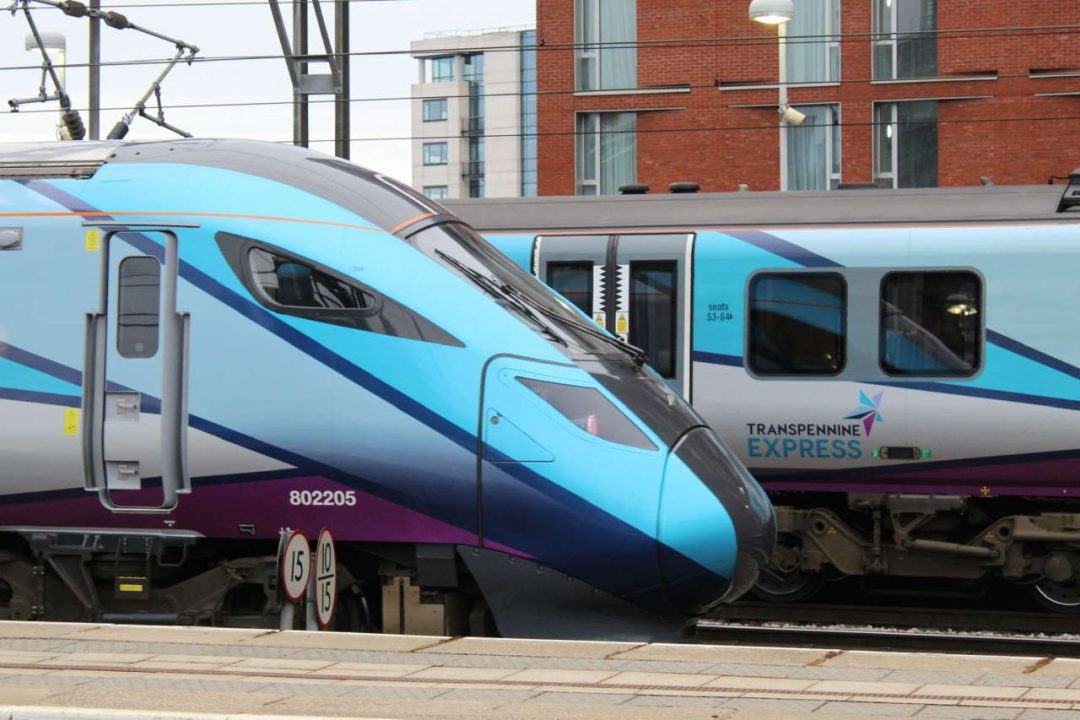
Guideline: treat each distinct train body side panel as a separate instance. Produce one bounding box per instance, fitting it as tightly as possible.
[691,224,1080,496]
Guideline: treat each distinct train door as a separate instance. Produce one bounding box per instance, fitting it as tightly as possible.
[535,233,694,400]
[83,224,192,513]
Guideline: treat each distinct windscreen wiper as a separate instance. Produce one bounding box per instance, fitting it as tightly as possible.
[435,250,567,347]
[498,281,649,368]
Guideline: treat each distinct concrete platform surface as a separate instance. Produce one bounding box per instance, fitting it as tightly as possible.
[0,622,1079,719]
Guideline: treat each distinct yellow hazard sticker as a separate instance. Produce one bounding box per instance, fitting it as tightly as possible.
[64,408,79,436]
[615,312,629,336]
[85,230,100,252]
[593,313,606,328]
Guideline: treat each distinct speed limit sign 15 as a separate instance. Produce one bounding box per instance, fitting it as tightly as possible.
[280,530,311,603]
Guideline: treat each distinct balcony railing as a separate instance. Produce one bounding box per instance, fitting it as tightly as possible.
[462,161,485,178]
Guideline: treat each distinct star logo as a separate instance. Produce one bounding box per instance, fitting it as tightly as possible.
[845,391,884,437]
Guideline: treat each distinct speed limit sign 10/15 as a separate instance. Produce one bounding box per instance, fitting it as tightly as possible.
[281,530,311,603]
[315,528,337,630]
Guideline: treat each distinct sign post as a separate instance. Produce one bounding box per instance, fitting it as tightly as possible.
[314,528,337,630]
[278,529,310,630]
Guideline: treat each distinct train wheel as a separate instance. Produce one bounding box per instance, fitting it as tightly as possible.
[1032,579,1080,613]
[0,556,36,621]
[1030,552,1080,613]
[749,540,822,603]
[751,567,823,603]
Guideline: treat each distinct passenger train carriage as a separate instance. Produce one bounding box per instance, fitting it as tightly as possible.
[0,140,775,639]
[448,179,1080,609]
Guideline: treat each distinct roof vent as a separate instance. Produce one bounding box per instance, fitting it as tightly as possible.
[618,183,649,195]
[1057,166,1080,212]
[669,181,699,193]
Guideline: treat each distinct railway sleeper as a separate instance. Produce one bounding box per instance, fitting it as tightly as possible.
[773,497,1080,586]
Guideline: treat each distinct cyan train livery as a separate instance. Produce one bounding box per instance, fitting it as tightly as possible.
[449,179,1080,610]
[0,140,775,638]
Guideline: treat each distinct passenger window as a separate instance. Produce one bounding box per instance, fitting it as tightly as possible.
[630,261,677,378]
[546,261,593,316]
[517,377,657,451]
[248,248,371,310]
[117,256,161,359]
[748,272,846,375]
[880,271,981,376]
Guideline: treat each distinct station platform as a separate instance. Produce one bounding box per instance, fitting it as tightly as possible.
[1,622,1079,719]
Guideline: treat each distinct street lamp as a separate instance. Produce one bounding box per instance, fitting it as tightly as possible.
[749,0,803,190]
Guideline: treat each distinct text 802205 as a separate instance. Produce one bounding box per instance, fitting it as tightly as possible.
[288,490,358,507]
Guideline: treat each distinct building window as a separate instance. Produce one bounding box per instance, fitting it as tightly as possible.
[423,142,448,166]
[787,0,840,83]
[787,104,840,190]
[576,0,636,91]
[576,112,636,195]
[873,0,937,80]
[520,30,538,197]
[425,56,454,83]
[117,256,161,359]
[874,101,938,188]
[748,272,846,376]
[423,185,449,200]
[880,271,981,376]
[422,98,447,122]
[462,52,485,198]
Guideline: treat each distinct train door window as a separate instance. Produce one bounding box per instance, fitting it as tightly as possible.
[546,261,593,316]
[748,272,846,376]
[629,261,677,378]
[880,271,981,376]
[248,248,372,310]
[117,256,161,359]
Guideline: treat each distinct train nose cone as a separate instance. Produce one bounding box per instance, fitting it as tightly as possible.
[658,427,776,615]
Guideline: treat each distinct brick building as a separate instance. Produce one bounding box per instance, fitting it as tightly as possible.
[535,0,1079,195]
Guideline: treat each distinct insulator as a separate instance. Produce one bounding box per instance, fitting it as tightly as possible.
[61,109,86,141]
[59,1,88,17]
[103,11,131,30]
[106,121,129,141]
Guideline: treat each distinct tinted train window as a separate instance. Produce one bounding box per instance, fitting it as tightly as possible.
[546,261,593,316]
[518,377,657,451]
[117,256,160,359]
[748,272,846,375]
[880,271,981,376]
[630,262,677,378]
[249,248,372,310]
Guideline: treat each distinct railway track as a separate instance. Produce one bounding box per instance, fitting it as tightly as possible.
[696,620,1080,656]
[698,601,1080,656]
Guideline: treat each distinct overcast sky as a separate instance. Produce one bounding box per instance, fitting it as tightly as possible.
[0,0,534,183]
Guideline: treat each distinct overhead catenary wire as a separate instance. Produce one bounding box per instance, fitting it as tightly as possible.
[0,23,1078,73]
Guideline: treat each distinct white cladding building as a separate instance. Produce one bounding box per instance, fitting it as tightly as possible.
[411,29,537,200]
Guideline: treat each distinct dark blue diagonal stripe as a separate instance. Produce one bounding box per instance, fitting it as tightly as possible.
[986,330,1080,380]
[726,229,841,269]
[0,388,79,408]
[0,340,83,386]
